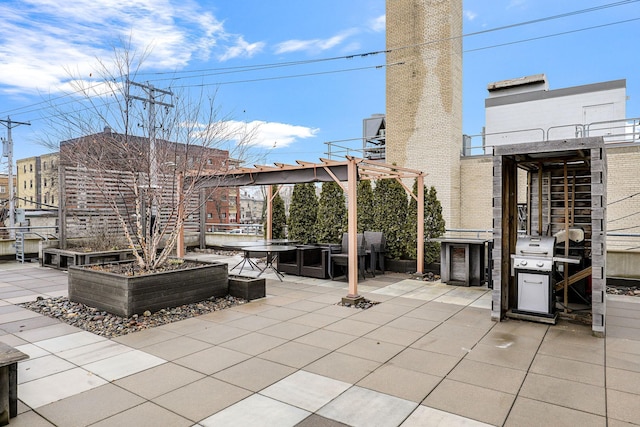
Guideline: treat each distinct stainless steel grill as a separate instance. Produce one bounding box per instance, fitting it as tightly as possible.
[513,236,556,316]
[513,236,556,272]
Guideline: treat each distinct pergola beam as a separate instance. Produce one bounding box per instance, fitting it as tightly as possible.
[192,157,426,299]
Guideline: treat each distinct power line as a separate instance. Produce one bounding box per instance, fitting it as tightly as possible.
[608,191,640,205]
[9,12,639,126]
[136,0,640,80]
[465,17,640,54]
[168,63,398,90]
[608,210,640,222]
[1,1,638,119]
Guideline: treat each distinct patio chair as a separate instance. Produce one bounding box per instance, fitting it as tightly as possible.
[276,247,300,276]
[364,231,386,276]
[328,233,367,280]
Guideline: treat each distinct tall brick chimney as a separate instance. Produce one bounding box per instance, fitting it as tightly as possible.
[386,0,463,228]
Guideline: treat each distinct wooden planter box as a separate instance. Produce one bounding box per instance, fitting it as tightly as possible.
[68,260,228,317]
[228,275,266,301]
[42,248,136,270]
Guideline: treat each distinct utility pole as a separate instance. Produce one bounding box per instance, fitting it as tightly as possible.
[1,117,31,238]
[125,80,173,236]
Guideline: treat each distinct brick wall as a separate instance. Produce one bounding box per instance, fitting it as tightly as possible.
[460,156,493,230]
[386,0,463,228]
[606,145,640,250]
[460,156,528,231]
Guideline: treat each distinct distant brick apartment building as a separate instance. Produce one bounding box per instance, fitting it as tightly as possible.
[16,152,59,209]
[0,174,15,207]
[16,127,239,224]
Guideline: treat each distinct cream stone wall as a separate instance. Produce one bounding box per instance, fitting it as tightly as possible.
[386,0,463,228]
[459,156,493,230]
[606,144,640,251]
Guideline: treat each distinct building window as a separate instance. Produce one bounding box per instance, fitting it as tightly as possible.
[221,213,226,219]
[0,186,5,194]
[51,195,55,205]
[30,180,33,188]
[29,164,33,172]
[23,181,26,189]
[23,165,26,173]
[44,195,48,204]
[44,178,47,187]
[43,162,47,170]
[207,213,212,219]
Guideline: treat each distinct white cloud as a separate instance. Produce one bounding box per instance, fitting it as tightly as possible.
[218,36,266,62]
[370,15,385,32]
[0,0,263,94]
[275,29,358,55]
[507,0,527,9]
[464,10,478,21]
[224,120,319,149]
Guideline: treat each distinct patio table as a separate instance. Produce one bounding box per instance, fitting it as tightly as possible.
[240,245,298,281]
[222,241,266,273]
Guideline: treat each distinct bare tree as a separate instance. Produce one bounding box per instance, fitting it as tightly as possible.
[43,44,256,271]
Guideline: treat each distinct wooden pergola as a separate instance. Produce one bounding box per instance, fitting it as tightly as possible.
[182,156,426,302]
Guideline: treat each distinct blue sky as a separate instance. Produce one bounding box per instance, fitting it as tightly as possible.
[1,0,639,167]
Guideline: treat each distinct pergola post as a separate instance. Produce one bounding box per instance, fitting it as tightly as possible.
[266,185,273,240]
[417,175,425,274]
[343,157,363,304]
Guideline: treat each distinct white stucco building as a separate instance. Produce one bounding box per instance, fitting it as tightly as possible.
[483,75,628,151]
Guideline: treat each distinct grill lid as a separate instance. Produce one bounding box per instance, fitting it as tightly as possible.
[515,236,556,259]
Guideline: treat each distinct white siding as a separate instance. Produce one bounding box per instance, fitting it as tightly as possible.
[485,84,626,149]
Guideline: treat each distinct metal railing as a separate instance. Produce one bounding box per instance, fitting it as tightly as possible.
[462,117,640,156]
[0,226,59,262]
[324,118,640,159]
[324,137,386,161]
[204,223,264,236]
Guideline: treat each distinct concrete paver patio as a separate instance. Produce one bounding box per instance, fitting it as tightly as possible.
[0,254,638,426]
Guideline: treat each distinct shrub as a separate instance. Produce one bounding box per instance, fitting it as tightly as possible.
[315,181,347,243]
[406,182,446,264]
[372,178,408,259]
[288,183,318,244]
[265,185,287,239]
[357,180,375,233]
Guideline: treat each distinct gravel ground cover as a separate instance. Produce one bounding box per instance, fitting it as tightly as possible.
[21,295,246,338]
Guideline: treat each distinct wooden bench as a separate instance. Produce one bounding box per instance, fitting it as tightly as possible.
[0,343,28,425]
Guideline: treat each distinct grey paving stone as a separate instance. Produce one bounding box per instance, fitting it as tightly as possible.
[423,379,515,426]
[35,383,145,427]
[504,396,606,427]
[152,376,252,422]
[317,386,417,427]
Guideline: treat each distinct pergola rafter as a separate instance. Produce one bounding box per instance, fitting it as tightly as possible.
[184,157,426,300]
